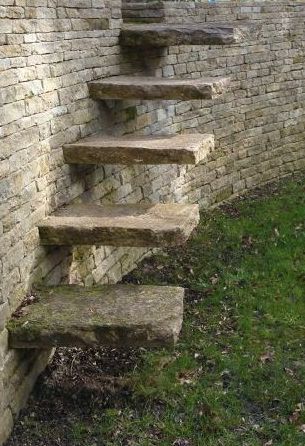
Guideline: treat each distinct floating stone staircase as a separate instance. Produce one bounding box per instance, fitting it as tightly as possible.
[8,14,246,349]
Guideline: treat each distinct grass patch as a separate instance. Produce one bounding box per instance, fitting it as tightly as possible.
[7,176,305,446]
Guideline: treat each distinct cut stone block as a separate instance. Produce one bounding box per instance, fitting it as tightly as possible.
[89,76,230,100]
[120,23,246,47]
[7,285,184,348]
[38,203,200,247]
[122,1,166,23]
[63,133,214,165]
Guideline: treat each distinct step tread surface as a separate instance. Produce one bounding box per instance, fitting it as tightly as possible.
[38,203,200,247]
[121,23,246,47]
[89,75,230,100]
[63,133,214,165]
[8,285,184,348]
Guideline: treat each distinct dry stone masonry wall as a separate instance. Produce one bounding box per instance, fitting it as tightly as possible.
[1,0,305,443]
[0,1,130,443]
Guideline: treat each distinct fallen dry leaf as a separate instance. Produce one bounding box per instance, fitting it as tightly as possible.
[289,403,304,424]
[284,367,294,377]
[210,274,219,285]
[260,349,275,364]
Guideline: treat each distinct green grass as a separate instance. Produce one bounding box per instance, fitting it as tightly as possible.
[91,176,305,446]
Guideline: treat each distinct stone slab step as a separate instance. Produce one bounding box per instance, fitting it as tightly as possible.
[7,285,184,348]
[63,133,214,165]
[38,203,200,247]
[120,23,245,47]
[89,76,230,101]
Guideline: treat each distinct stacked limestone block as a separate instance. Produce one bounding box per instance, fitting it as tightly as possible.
[119,0,305,205]
[0,1,133,443]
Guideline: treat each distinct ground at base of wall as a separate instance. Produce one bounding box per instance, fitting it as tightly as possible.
[5,174,305,446]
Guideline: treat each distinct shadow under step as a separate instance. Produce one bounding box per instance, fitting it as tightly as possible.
[38,203,199,247]
[120,23,246,48]
[89,76,230,101]
[63,133,214,165]
[7,285,184,348]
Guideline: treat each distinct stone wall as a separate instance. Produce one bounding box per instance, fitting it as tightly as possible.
[0,1,130,443]
[1,1,305,443]
[120,0,305,206]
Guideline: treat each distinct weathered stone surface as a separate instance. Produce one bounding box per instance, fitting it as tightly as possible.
[63,133,214,165]
[120,23,246,47]
[8,285,184,348]
[38,203,200,247]
[122,1,165,23]
[0,408,13,446]
[89,76,230,100]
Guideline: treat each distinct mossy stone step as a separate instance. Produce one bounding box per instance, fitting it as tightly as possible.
[38,203,199,247]
[7,285,184,348]
[89,76,230,101]
[63,133,214,165]
[120,23,245,47]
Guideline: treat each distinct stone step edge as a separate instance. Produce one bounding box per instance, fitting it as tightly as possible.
[63,133,215,165]
[37,203,200,247]
[7,285,185,348]
[89,75,230,101]
[120,23,246,47]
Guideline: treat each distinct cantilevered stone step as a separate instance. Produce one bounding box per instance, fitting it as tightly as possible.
[38,203,199,247]
[7,285,184,348]
[63,133,214,165]
[120,23,245,48]
[89,76,229,101]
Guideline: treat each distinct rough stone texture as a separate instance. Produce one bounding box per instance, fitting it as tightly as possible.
[63,133,214,165]
[8,285,184,348]
[120,23,246,47]
[0,409,13,446]
[0,348,52,445]
[2,0,305,442]
[38,203,200,247]
[89,76,230,100]
[122,1,166,23]
[0,2,126,442]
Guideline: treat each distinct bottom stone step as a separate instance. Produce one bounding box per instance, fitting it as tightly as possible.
[8,285,184,349]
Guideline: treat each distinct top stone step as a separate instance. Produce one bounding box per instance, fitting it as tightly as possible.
[120,23,246,48]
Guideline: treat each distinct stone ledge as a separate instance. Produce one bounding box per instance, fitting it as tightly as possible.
[63,133,215,165]
[120,23,246,47]
[89,76,230,101]
[7,285,184,348]
[38,203,200,247]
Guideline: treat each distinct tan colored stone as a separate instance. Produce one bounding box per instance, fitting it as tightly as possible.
[120,23,246,48]
[0,408,13,446]
[9,350,54,416]
[8,285,184,348]
[63,133,214,165]
[89,76,230,100]
[38,203,200,247]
